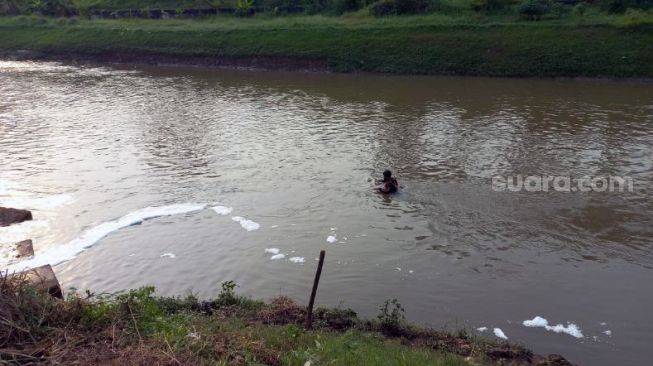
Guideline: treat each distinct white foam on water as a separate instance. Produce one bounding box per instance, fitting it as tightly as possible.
[409,270,414,274]
[326,235,337,243]
[0,193,74,210]
[523,316,548,327]
[394,267,402,271]
[0,220,50,245]
[211,206,233,215]
[493,328,508,340]
[5,203,206,272]
[265,248,280,254]
[160,253,176,258]
[522,316,584,338]
[271,225,279,228]
[477,327,488,332]
[603,330,612,336]
[232,216,260,231]
[289,257,305,263]
[270,253,285,260]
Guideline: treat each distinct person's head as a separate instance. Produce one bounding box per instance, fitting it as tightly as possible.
[383,169,392,181]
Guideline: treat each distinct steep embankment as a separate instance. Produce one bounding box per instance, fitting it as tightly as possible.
[1,17,653,77]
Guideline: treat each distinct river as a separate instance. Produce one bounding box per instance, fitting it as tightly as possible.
[1,60,652,365]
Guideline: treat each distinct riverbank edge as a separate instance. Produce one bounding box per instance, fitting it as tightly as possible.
[0,49,331,72]
[5,49,653,83]
[1,275,575,366]
[1,20,653,78]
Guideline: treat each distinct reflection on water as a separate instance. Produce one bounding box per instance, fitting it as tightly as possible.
[1,60,652,365]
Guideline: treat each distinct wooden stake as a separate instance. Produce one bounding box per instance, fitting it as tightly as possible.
[306,250,326,329]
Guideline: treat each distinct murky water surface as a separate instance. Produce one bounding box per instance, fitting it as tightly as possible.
[1,61,652,365]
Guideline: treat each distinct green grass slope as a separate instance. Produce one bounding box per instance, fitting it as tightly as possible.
[1,15,652,77]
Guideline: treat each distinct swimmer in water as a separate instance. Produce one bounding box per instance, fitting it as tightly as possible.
[377,169,398,194]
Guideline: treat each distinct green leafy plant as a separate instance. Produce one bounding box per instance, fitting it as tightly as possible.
[471,0,515,13]
[518,0,551,20]
[572,2,588,15]
[29,0,75,16]
[285,323,303,338]
[377,298,405,336]
[216,280,239,305]
[235,0,254,16]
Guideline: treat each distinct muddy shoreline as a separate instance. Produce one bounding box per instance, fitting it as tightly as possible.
[0,50,331,73]
[4,50,653,83]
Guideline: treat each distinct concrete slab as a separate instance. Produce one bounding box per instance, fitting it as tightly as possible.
[11,265,63,298]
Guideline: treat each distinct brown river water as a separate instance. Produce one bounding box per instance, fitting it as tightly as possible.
[1,60,652,365]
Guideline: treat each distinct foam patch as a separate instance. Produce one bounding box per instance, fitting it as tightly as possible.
[211,206,233,215]
[493,328,508,340]
[522,316,583,338]
[5,203,206,271]
[232,216,260,231]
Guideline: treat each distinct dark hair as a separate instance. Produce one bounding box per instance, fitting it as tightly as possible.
[383,170,392,177]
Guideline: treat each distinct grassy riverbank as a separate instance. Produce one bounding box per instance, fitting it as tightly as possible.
[1,276,573,365]
[1,14,653,77]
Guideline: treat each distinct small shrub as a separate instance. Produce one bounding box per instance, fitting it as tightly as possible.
[369,0,432,16]
[377,298,405,336]
[155,292,200,314]
[314,307,358,329]
[331,0,363,14]
[235,0,254,16]
[471,0,515,13]
[621,7,651,24]
[75,4,90,18]
[216,280,239,306]
[548,2,570,18]
[285,323,303,338]
[370,0,396,15]
[518,0,551,20]
[597,0,642,13]
[429,0,460,13]
[29,0,76,17]
[571,1,588,15]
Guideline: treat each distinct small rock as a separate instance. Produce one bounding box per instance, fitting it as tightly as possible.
[15,239,34,258]
[0,207,33,226]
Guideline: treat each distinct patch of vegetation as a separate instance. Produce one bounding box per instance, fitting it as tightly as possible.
[0,13,652,77]
[1,273,571,365]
